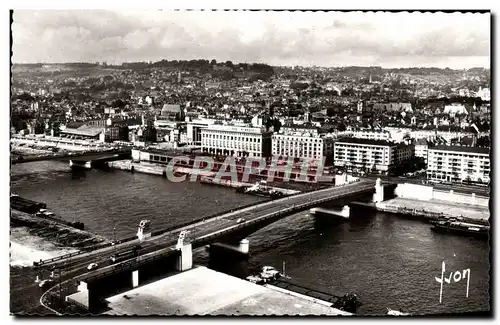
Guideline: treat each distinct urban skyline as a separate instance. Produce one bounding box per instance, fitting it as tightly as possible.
[12,10,490,69]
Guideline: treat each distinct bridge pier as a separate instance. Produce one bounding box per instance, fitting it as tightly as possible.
[66,280,101,311]
[132,270,139,288]
[69,160,92,169]
[175,243,193,271]
[341,205,350,218]
[310,205,350,219]
[373,178,384,203]
[209,238,250,261]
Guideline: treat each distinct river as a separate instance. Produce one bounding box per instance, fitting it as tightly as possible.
[10,161,490,315]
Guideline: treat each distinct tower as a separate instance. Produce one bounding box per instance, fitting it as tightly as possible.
[357,100,363,114]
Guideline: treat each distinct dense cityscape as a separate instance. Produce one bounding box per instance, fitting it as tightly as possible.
[10,10,491,317]
[11,62,491,182]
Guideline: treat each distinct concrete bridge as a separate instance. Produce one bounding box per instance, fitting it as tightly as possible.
[36,179,389,311]
[11,149,131,166]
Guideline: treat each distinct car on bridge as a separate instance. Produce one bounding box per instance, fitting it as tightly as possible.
[236,218,245,223]
[87,263,99,271]
[38,279,53,289]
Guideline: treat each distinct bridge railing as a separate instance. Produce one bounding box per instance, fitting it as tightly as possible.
[193,184,374,245]
[34,199,277,267]
[33,251,84,267]
[81,247,179,283]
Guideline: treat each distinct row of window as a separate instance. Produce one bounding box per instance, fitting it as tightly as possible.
[334,156,390,165]
[202,133,263,143]
[272,137,325,143]
[335,144,394,150]
[202,147,262,157]
[275,150,319,159]
[335,148,389,154]
[273,144,320,149]
[430,152,489,159]
[202,142,260,151]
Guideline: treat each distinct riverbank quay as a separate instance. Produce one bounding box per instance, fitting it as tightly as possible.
[379,198,489,223]
[107,159,334,194]
[352,197,489,226]
[11,209,110,250]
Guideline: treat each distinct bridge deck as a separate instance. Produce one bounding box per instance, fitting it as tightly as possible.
[42,181,376,283]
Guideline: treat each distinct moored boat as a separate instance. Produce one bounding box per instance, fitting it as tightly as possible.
[387,308,411,316]
[431,220,489,239]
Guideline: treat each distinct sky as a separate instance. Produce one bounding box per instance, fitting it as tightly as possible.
[11,10,491,69]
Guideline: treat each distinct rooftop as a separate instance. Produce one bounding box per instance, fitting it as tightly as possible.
[414,138,429,146]
[61,127,103,137]
[103,266,350,316]
[430,145,490,155]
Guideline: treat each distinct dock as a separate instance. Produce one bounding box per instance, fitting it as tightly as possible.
[11,195,85,230]
[10,195,47,214]
[102,266,352,316]
[11,209,108,250]
[351,200,490,226]
[265,279,358,313]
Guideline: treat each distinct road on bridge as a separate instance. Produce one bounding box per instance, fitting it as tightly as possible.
[11,149,130,165]
[36,180,375,287]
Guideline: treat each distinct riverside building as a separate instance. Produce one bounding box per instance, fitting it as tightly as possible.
[426,145,490,184]
[333,138,414,172]
[201,124,272,158]
[271,127,334,164]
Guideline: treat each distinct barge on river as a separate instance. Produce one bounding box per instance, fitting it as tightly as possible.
[430,219,489,239]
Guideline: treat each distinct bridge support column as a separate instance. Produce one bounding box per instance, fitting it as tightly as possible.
[69,160,92,169]
[373,178,384,203]
[209,239,250,261]
[239,239,250,254]
[66,280,99,311]
[132,270,139,288]
[175,243,193,271]
[341,205,350,218]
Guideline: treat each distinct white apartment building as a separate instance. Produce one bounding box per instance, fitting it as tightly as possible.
[426,146,490,184]
[334,138,414,172]
[272,129,334,162]
[201,124,272,158]
[349,129,391,141]
[414,138,429,164]
[384,127,475,145]
[444,103,468,116]
[477,87,490,101]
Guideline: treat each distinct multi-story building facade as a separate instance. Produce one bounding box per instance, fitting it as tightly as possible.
[186,118,216,146]
[414,138,430,164]
[426,145,490,184]
[350,129,391,141]
[384,127,476,145]
[334,138,414,172]
[271,128,334,163]
[201,124,272,158]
